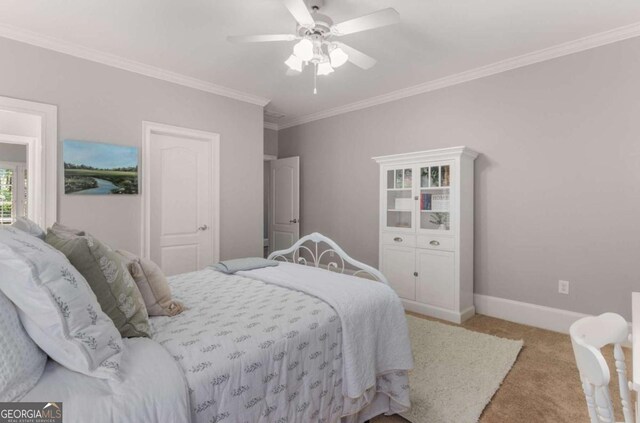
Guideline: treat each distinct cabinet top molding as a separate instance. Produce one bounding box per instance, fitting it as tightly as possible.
[372,146,479,164]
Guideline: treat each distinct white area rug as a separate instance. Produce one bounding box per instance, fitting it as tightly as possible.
[400,315,523,423]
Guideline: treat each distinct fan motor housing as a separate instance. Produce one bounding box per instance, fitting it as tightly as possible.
[297,13,333,37]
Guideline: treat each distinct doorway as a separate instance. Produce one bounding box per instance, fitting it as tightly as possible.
[0,97,57,228]
[142,122,220,276]
[0,139,29,225]
[268,156,300,255]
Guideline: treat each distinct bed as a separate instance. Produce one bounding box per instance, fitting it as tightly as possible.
[21,233,413,423]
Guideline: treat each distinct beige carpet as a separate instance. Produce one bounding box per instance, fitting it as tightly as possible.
[399,315,523,423]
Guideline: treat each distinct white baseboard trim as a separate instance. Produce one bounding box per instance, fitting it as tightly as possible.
[475,294,633,347]
[402,299,473,324]
[474,294,591,334]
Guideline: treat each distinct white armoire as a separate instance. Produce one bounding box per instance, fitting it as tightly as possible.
[373,147,478,323]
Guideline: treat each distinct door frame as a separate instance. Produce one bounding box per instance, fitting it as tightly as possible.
[0,96,57,227]
[141,121,220,262]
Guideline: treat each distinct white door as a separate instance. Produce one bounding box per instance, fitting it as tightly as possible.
[149,133,215,276]
[416,249,455,309]
[381,244,416,300]
[270,156,299,252]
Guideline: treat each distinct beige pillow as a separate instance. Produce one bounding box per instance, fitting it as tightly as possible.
[117,250,184,317]
[45,229,151,338]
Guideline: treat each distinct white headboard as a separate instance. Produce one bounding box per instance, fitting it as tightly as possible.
[267,232,389,285]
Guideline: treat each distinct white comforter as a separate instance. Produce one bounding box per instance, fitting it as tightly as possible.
[240,263,414,399]
[153,267,411,423]
[21,338,191,423]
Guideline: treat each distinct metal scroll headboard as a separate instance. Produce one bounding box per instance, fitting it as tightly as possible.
[267,232,389,285]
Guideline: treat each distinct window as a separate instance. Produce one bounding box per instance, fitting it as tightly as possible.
[0,163,27,225]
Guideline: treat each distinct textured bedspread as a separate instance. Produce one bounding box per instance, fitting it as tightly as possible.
[151,268,409,423]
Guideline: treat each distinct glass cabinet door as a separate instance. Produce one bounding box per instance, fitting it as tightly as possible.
[385,167,413,230]
[419,164,451,231]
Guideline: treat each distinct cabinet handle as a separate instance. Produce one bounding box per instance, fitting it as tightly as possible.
[413,272,418,277]
[393,237,403,243]
[429,240,440,246]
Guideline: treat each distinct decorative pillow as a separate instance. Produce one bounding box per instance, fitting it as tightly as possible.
[50,222,85,236]
[212,257,279,274]
[0,227,123,380]
[11,217,46,240]
[116,250,184,316]
[45,229,150,338]
[0,290,47,401]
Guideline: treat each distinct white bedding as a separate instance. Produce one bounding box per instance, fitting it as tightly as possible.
[240,262,414,399]
[20,338,191,423]
[153,267,410,423]
[21,263,412,423]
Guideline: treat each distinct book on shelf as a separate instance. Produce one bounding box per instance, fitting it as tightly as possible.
[432,193,450,211]
[421,193,432,211]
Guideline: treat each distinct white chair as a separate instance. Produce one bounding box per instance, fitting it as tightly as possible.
[570,313,634,423]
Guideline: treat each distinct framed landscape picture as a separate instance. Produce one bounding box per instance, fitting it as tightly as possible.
[63,140,139,195]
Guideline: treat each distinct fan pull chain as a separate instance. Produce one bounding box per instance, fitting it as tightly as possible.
[314,63,318,94]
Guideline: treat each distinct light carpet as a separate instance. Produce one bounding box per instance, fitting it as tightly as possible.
[400,315,523,423]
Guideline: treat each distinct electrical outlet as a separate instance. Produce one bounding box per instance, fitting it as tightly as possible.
[558,280,570,295]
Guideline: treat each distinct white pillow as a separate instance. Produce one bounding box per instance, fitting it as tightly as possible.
[10,217,46,240]
[0,290,47,401]
[0,227,124,380]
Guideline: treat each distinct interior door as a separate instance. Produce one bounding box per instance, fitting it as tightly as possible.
[270,156,299,253]
[150,133,213,276]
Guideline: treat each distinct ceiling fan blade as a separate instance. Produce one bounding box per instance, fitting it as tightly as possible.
[227,34,296,43]
[282,0,316,28]
[334,42,377,70]
[332,8,400,36]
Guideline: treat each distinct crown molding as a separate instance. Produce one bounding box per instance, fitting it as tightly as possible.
[372,146,478,165]
[263,121,279,131]
[278,21,640,130]
[0,24,270,107]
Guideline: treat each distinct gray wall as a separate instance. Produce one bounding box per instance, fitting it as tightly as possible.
[264,128,278,156]
[0,37,264,259]
[0,143,27,162]
[279,37,640,320]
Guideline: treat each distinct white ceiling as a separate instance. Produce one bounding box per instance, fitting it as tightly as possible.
[1,0,640,127]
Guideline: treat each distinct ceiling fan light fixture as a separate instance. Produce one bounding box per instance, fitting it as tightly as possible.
[293,38,314,61]
[317,60,334,76]
[285,54,303,72]
[329,45,349,68]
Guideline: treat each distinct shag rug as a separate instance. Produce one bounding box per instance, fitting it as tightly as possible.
[400,315,523,423]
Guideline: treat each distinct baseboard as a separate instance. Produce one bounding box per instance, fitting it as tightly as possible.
[401,299,472,324]
[474,294,633,347]
[474,294,594,334]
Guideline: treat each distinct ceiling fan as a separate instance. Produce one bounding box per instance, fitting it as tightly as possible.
[227,0,400,93]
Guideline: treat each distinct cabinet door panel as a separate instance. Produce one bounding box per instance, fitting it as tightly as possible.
[382,245,416,300]
[416,249,455,309]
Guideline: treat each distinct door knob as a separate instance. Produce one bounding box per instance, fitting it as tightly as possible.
[198,224,209,231]
[289,219,298,224]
